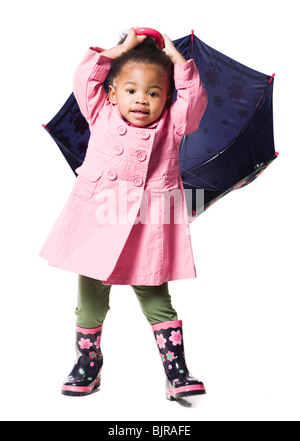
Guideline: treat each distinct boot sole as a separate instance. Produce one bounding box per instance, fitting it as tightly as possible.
[61,377,101,397]
[166,384,206,401]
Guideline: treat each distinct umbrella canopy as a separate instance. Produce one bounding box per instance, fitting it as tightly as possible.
[42,32,278,221]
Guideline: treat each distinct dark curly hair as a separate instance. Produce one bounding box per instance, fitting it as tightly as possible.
[107,35,175,99]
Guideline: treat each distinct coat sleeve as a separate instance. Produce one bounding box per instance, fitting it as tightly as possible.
[170,59,208,137]
[73,47,112,126]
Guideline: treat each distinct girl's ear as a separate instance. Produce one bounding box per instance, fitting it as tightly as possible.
[165,93,173,109]
[108,85,117,104]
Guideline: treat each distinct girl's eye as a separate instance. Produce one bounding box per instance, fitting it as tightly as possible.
[149,92,158,97]
[127,89,135,94]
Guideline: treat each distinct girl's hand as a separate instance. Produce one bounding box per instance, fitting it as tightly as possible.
[122,27,148,51]
[101,27,147,59]
[162,34,187,64]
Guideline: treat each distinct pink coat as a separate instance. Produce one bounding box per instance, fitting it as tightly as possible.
[39,48,208,285]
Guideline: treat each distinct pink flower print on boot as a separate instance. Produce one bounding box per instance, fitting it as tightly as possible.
[89,351,97,360]
[78,338,93,350]
[94,336,101,350]
[166,351,175,362]
[169,330,182,346]
[156,334,167,349]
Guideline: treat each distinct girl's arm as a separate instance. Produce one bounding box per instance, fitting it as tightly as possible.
[73,49,112,126]
[73,28,146,126]
[163,35,208,136]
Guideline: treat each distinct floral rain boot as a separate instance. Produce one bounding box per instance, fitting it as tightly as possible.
[61,324,103,396]
[152,320,206,400]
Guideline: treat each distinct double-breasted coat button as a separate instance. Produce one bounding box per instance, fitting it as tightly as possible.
[114,145,124,155]
[140,131,150,140]
[133,176,143,187]
[137,151,147,162]
[107,170,117,181]
[118,126,127,136]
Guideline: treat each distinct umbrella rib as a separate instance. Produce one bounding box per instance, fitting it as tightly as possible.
[180,153,213,161]
[180,166,220,191]
[53,136,86,162]
[179,135,213,163]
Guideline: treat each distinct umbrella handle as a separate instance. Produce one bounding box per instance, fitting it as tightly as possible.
[135,27,165,48]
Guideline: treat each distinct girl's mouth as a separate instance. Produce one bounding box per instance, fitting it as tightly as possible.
[131,109,150,119]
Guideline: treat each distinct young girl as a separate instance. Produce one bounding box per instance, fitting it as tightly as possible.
[39,28,208,400]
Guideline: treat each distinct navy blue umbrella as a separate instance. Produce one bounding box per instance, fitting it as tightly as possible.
[42,32,278,221]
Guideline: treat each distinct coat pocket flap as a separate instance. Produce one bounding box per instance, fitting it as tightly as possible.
[75,161,103,182]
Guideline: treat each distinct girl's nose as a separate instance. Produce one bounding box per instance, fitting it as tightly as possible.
[135,94,148,104]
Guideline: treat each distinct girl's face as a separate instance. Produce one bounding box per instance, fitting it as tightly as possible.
[108,62,171,127]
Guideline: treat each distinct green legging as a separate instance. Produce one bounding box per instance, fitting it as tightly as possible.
[75,275,178,328]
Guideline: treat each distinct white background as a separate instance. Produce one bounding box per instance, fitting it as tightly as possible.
[0,0,299,422]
